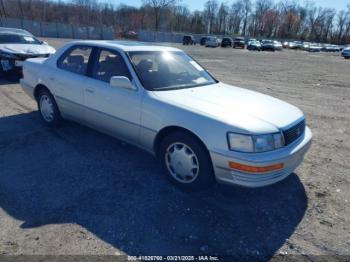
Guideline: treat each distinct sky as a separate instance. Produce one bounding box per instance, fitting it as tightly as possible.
[111,0,349,12]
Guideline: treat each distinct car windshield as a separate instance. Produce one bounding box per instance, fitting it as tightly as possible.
[128,51,217,91]
[0,34,41,44]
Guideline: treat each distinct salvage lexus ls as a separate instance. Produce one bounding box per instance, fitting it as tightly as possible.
[20,41,312,190]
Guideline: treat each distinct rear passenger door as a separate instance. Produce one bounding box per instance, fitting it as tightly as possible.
[83,48,142,144]
[53,45,93,121]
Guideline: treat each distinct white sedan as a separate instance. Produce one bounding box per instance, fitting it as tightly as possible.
[20,40,312,190]
[0,27,55,76]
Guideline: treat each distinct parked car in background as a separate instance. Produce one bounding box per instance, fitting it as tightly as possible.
[200,36,208,46]
[205,37,220,48]
[20,40,312,190]
[302,42,311,51]
[339,45,348,51]
[0,27,55,77]
[122,30,138,39]
[261,40,282,51]
[233,37,245,48]
[273,41,283,51]
[221,37,233,47]
[322,44,341,52]
[289,41,303,50]
[261,40,274,51]
[247,40,261,51]
[308,43,322,52]
[330,45,341,52]
[183,35,196,45]
[341,47,350,59]
[282,41,289,48]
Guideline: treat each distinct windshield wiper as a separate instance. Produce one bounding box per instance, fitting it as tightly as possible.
[152,82,215,91]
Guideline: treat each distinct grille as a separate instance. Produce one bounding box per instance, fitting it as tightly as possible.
[283,119,305,146]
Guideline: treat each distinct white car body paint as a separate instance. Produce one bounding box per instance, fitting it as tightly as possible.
[20,40,312,188]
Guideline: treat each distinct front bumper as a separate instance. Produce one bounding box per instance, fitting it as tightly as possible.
[1,54,49,74]
[210,126,312,188]
[0,58,24,74]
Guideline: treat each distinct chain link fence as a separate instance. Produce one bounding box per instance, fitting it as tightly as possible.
[0,18,115,40]
[138,30,227,43]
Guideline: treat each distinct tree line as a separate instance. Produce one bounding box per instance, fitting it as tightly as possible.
[1,0,350,44]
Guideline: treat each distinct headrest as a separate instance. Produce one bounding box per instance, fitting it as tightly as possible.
[67,55,84,64]
[137,59,153,72]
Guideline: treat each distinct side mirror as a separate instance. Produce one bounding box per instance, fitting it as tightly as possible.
[110,76,135,90]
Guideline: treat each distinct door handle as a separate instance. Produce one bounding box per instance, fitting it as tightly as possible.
[49,76,55,81]
[85,87,94,94]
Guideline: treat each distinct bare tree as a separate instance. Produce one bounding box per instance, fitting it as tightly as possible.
[204,0,219,34]
[0,0,6,17]
[142,0,178,31]
[217,2,229,34]
[241,0,252,36]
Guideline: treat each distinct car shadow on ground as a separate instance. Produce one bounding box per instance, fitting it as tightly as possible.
[0,112,308,258]
[0,76,21,85]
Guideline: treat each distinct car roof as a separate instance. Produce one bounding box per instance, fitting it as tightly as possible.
[0,27,33,36]
[68,40,182,52]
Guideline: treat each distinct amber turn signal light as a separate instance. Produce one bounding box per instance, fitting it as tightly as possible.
[228,161,284,173]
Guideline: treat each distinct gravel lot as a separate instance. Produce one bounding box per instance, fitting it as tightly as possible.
[0,38,349,259]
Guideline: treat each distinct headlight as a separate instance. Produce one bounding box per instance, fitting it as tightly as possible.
[0,51,18,59]
[227,133,254,152]
[228,132,284,153]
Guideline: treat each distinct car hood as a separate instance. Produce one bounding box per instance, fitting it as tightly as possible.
[0,44,55,55]
[153,83,304,134]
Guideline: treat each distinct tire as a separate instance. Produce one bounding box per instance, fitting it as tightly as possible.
[37,89,62,127]
[159,132,215,191]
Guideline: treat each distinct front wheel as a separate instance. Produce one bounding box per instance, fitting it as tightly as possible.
[37,89,62,127]
[159,132,215,191]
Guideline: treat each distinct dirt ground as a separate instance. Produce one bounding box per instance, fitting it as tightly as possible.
[0,38,349,260]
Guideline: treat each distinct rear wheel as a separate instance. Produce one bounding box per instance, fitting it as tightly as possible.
[159,132,215,191]
[37,89,62,127]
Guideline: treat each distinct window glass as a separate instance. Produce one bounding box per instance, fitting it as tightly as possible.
[0,34,41,44]
[58,46,92,75]
[93,49,130,83]
[128,51,216,91]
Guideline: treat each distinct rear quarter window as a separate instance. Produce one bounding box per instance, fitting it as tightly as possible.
[57,45,93,75]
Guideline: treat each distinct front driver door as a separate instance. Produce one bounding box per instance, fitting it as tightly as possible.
[83,48,142,145]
